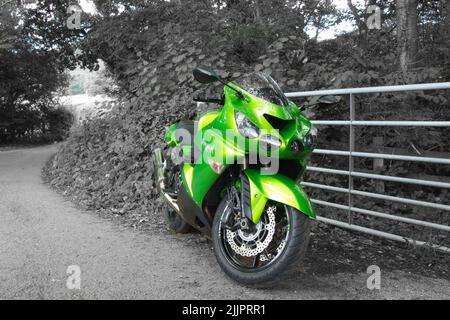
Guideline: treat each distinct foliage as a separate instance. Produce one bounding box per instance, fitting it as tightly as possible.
[0,41,72,143]
[66,62,119,96]
[42,0,450,245]
[45,106,75,141]
[0,0,91,144]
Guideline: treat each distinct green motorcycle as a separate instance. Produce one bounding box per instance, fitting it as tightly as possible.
[153,67,324,286]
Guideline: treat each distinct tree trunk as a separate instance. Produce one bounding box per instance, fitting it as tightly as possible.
[441,1,450,42]
[314,15,323,42]
[396,0,418,74]
[254,0,263,25]
[441,0,450,80]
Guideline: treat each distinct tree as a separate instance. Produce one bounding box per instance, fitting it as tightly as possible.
[441,0,450,46]
[347,0,369,37]
[444,1,450,31]
[396,0,418,74]
[292,0,341,42]
[0,0,86,143]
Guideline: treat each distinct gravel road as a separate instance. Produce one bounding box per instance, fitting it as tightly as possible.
[0,145,448,299]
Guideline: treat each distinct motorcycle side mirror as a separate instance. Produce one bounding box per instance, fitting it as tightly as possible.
[193,66,246,100]
[193,66,220,84]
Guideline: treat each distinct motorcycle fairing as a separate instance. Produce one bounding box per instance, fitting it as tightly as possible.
[243,168,316,224]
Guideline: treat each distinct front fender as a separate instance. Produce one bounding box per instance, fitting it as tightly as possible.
[243,169,316,224]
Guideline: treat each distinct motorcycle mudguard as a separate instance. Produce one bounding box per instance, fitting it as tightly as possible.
[243,169,316,224]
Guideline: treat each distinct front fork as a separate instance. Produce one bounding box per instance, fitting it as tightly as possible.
[220,174,254,231]
[239,174,254,229]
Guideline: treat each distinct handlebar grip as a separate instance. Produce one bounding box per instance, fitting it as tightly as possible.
[193,97,223,104]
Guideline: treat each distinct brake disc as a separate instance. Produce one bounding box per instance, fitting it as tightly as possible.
[226,206,276,257]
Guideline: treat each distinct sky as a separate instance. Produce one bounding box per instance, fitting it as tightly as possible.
[305,0,367,41]
[79,0,97,14]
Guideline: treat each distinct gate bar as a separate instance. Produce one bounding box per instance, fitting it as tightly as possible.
[316,216,450,253]
[313,149,450,165]
[285,82,450,253]
[286,82,450,97]
[311,198,450,232]
[302,181,450,211]
[312,120,450,127]
[306,166,450,189]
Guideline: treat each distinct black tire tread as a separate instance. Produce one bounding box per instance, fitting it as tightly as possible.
[212,199,311,288]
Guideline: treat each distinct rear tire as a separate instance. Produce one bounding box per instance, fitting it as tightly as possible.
[165,207,193,234]
[212,197,310,287]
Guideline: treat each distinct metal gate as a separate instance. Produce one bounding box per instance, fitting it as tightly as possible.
[285,82,450,253]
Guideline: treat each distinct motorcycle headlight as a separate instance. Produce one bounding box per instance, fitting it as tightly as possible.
[235,111,259,139]
[304,125,317,149]
[260,134,282,151]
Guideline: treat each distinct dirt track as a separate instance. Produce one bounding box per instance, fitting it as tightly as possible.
[0,145,449,299]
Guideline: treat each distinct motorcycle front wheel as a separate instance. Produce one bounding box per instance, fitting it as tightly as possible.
[212,197,310,287]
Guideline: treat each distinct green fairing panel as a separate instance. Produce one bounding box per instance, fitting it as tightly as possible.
[172,109,232,206]
[243,169,316,223]
[198,110,220,130]
[183,160,219,205]
[181,163,195,196]
[221,85,314,159]
[164,123,178,147]
[186,138,245,207]
[186,107,246,207]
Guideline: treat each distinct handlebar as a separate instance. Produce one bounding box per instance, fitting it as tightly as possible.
[193,97,224,104]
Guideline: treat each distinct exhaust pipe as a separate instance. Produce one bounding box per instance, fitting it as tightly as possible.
[152,148,181,213]
[152,148,166,192]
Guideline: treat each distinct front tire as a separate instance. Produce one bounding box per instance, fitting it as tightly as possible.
[212,198,310,287]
